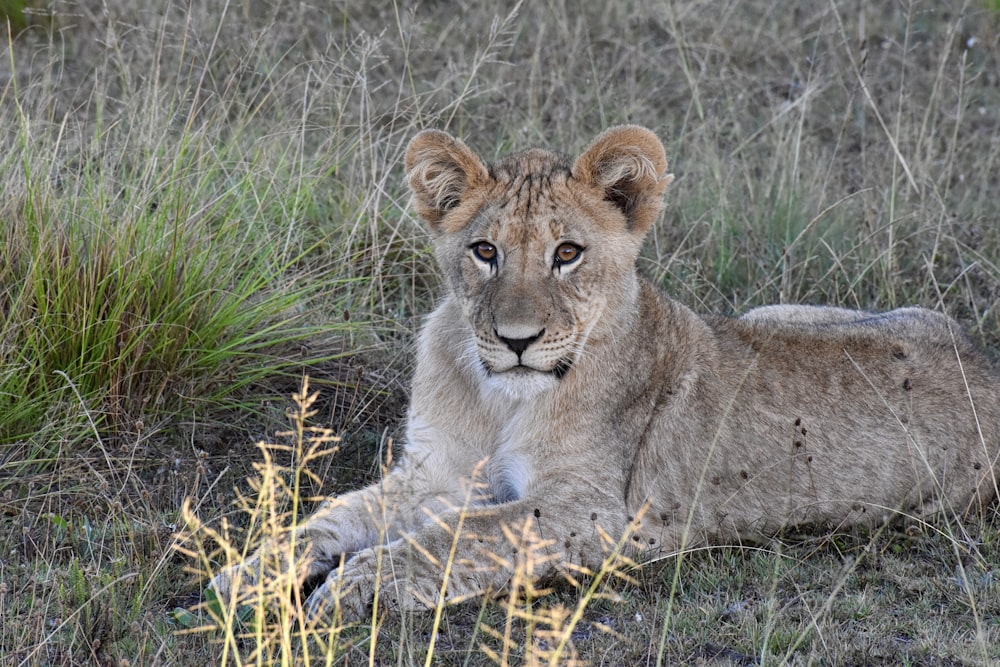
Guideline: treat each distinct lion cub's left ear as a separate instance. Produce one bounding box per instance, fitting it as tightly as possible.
[405,129,491,232]
[572,126,674,234]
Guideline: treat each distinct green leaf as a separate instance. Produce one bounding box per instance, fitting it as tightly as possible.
[168,607,201,629]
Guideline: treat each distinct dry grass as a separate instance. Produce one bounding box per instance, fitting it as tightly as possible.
[1,0,999,665]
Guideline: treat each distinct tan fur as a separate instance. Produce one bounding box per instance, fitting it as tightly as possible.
[211,126,1000,620]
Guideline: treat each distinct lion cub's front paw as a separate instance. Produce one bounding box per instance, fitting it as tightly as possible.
[207,546,305,606]
[304,548,438,624]
[303,575,367,623]
[304,549,383,623]
[208,555,263,605]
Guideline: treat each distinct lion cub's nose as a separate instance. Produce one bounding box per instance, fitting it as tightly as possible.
[496,329,544,356]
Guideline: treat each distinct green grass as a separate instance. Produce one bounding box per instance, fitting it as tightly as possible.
[1,0,999,664]
[2,163,313,442]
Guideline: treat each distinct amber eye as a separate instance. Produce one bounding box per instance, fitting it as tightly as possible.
[554,243,582,267]
[472,242,497,263]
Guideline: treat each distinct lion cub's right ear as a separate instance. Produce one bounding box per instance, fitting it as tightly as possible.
[405,130,491,231]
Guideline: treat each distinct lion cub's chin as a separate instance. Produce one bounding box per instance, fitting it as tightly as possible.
[479,366,560,402]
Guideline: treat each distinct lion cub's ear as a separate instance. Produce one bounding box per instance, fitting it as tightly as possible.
[405,130,491,231]
[572,126,674,234]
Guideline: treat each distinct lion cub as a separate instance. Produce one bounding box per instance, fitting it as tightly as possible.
[212,126,999,619]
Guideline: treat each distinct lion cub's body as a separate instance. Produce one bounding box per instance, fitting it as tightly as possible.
[212,127,999,618]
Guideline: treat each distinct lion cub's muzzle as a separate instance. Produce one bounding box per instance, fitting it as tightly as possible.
[477,325,575,381]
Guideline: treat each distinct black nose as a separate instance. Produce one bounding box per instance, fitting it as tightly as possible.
[497,330,544,356]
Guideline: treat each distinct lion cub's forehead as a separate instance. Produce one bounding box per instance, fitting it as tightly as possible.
[477,148,581,242]
[492,147,570,176]
[489,149,573,198]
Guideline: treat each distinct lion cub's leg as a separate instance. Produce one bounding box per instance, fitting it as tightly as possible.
[208,460,468,605]
[303,475,633,621]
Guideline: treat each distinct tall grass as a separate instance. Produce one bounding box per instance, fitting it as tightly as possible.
[0,139,324,446]
[1,0,998,665]
[0,8,370,462]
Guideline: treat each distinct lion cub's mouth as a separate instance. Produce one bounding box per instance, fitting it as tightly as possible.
[477,357,574,399]
[481,358,574,380]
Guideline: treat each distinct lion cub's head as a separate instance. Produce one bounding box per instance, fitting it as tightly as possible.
[405,126,674,398]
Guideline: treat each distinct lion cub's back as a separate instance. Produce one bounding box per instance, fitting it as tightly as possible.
[740,304,989,360]
[742,304,949,328]
[732,304,1000,435]
[700,304,1000,532]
